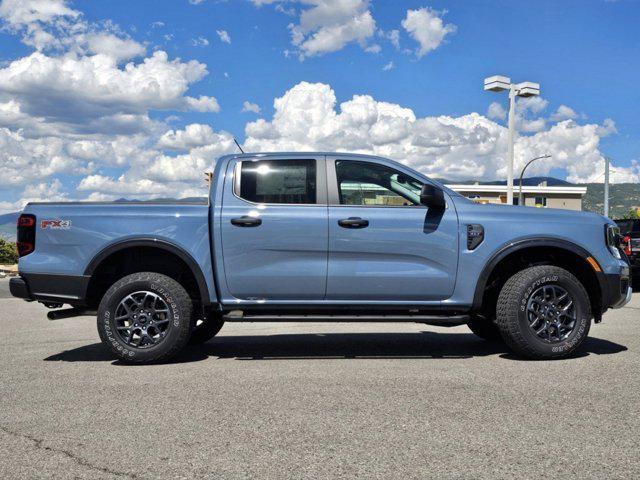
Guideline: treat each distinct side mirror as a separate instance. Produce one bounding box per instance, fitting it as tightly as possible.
[420,184,445,209]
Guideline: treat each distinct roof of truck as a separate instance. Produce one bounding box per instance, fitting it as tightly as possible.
[218,152,390,161]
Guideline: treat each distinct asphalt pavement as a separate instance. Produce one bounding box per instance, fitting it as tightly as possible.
[0,277,639,479]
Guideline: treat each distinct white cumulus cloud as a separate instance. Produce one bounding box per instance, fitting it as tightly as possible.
[487,101,506,120]
[255,0,376,59]
[0,51,215,133]
[551,104,579,121]
[242,81,622,184]
[241,101,261,114]
[401,7,456,58]
[158,123,221,151]
[0,0,145,62]
[85,33,146,62]
[0,0,226,211]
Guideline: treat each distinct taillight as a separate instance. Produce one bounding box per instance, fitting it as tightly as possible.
[623,235,632,256]
[16,213,36,257]
[18,216,35,227]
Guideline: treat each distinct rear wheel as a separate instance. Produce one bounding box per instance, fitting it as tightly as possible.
[97,272,193,364]
[189,313,224,345]
[496,265,591,359]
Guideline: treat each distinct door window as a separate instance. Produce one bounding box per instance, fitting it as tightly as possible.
[335,160,423,206]
[239,159,316,204]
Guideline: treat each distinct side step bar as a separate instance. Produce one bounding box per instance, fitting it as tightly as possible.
[47,308,95,320]
[223,312,470,326]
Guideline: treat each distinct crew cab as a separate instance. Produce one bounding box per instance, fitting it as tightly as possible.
[10,153,632,363]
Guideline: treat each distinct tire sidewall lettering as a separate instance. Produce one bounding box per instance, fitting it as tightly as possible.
[151,283,180,327]
[520,275,558,312]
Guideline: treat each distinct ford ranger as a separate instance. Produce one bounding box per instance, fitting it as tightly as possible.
[10,153,632,363]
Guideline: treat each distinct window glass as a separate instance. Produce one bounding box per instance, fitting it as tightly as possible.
[616,220,640,234]
[335,160,423,206]
[616,220,632,235]
[534,196,547,207]
[239,160,316,204]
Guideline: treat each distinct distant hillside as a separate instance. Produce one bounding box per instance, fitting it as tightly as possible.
[0,212,19,242]
[582,183,640,219]
[437,176,574,187]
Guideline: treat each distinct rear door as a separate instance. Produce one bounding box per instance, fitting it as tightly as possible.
[325,156,458,301]
[220,156,328,300]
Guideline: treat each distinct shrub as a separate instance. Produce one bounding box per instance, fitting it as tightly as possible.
[0,238,18,264]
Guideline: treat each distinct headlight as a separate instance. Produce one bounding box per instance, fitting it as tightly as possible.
[605,224,622,259]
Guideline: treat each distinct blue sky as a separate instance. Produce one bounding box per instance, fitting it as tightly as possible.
[0,0,638,210]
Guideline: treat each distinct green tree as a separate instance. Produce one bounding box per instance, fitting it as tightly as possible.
[0,238,18,264]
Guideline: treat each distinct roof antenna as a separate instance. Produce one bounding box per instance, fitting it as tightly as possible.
[234,138,244,154]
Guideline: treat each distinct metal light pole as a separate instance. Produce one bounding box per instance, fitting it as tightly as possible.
[604,156,610,218]
[484,76,541,205]
[518,154,551,206]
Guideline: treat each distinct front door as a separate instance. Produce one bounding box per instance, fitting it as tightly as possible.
[220,156,328,301]
[326,157,458,301]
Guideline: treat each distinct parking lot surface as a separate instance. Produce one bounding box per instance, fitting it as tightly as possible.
[0,277,638,479]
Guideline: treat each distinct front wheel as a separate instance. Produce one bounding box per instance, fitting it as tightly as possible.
[496,265,591,359]
[97,272,193,364]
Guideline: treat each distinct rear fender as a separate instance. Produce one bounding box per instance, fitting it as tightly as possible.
[84,237,213,306]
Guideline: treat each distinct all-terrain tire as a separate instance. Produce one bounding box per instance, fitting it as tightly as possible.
[496,265,591,359]
[189,314,225,345]
[467,315,503,342]
[97,272,193,364]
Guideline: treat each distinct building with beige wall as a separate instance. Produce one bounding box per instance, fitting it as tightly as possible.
[446,183,587,211]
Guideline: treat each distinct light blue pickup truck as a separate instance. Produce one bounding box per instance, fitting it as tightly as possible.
[11,153,632,363]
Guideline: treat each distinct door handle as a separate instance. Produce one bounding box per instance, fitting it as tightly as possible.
[231,216,262,227]
[338,217,369,229]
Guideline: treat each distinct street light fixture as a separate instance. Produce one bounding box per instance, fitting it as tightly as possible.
[484,75,541,205]
[518,154,551,206]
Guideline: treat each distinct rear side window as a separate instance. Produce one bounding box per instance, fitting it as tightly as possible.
[239,159,316,204]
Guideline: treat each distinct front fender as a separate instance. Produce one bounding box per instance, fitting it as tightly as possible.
[471,237,607,311]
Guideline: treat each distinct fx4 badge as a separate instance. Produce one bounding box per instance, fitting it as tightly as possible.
[41,219,71,230]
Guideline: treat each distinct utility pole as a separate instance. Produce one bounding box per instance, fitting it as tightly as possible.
[506,86,517,206]
[484,76,541,206]
[604,156,610,218]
